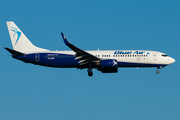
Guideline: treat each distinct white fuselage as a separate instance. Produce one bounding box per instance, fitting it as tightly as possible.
[28,50,175,67]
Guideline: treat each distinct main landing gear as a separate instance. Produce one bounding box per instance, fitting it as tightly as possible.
[87,68,93,77]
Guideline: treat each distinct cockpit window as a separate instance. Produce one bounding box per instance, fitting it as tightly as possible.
[162,54,168,57]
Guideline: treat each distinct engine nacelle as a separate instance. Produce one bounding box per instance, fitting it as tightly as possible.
[98,59,118,73]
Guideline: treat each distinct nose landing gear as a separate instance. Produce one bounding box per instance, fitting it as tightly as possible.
[156,66,165,74]
[156,69,159,74]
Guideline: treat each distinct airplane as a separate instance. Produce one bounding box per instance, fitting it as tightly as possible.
[5,21,175,77]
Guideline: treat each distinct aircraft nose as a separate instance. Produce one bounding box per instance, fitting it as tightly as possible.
[169,57,175,64]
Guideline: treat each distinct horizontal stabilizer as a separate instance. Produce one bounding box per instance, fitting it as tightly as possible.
[4,47,25,56]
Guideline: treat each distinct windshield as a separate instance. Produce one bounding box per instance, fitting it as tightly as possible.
[162,54,168,57]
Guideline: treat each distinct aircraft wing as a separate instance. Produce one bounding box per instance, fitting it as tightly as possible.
[61,33,100,66]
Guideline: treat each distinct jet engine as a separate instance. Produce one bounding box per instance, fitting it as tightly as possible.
[97,59,118,73]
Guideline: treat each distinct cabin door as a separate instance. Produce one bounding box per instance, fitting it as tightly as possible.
[35,53,40,61]
[153,53,157,60]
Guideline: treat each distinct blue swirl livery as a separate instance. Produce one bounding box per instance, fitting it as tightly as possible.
[11,27,21,45]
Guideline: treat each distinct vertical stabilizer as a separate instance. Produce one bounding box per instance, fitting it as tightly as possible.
[6,21,48,53]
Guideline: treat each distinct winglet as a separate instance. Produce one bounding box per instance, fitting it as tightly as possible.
[61,32,70,45]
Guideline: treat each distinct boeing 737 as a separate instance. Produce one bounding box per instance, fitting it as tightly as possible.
[5,21,175,76]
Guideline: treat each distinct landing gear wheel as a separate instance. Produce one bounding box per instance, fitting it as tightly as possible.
[156,70,159,74]
[88,72,93,77]
[87,68,93,77]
